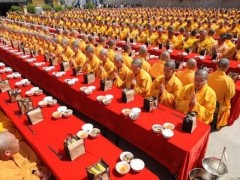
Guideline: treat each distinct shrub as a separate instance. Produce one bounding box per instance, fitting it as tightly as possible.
[54,5,64,12]
[86,2,94,9]
[10,5,22,12]
[42,4,52,11]
[27,4,36,14]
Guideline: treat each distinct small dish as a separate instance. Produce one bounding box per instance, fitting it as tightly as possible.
[162,129,174,139]
[34,89,43,96]
[89,128,101,138]
[31,87,40,92]
[130,159,145,172]
[57,106,67,113]
[77,130,89,139]
[13,73,21,78]
[131,107,141,114]
[62,109,73,118]
[88,86,96,91]
[102,98,112,105]
[44,96,53,102]
[96,95,105,102]
[0,62,5,67]
[15,81,22,87]
[52,111,62,119]
[7,74,14,79]
[22,81,31,86]
[115,161,130,175]
[129,112,139,120]
[67,80,75,86]
[181,52,188,56]
[47,99,57,106]
[0,69,5,73]
[82,123,93,132]
[80,86,88,92]
[38,100,47,108]
[120,151,134,163]
[152,124,163,133]
[25,90,34,96]
[105,94,113,100]
[163,122,175,130]
[84,88,92,95]
[121,108,132,116]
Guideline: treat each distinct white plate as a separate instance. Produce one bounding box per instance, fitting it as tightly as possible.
[105,94,113,100]
[162,129,174,139]
[88,86,96,91]
[82,123,93,132]
[57,106,67,112]
[130,159,145,172]
[80,86,88,92]
[120,151,134,162]
[131,107,141,114]
[44,96,53,101]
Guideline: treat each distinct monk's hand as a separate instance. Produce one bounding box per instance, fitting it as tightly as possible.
[113,72,119,79]
[99,65,104,72]
[189,93,196,109]
[35,166,51,180]
[159,84,165,94]
[131,79,137,86]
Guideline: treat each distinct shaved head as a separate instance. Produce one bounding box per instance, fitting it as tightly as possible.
[186,58,197,69]
[0,132,19,157]
[114,53,123,62]
[164,60,176,69]
[160,51,170,61]
[195,69,208,80]
[132,58,143,67]
[217,58,229,71]
[139,45,148,55]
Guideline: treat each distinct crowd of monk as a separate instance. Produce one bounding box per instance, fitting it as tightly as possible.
[0,7,239,179]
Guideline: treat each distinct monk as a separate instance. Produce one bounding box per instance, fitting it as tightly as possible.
[122,44,133,69]
[127,58,152,97]
[150,60,183,109]
[138,45,151,72]
[210,34,229,59]
[176,69,216,124]
[107,39,116,62]
[177,58,197,86]
[94,36,107,58]
[208,58,236,130]
[82,45,101,75]
[149,51,170,79]
[0,132,50,180]
[60,37,75,62]
[98,48,115,79]
[113,54,132,88]
[70,40,86,68]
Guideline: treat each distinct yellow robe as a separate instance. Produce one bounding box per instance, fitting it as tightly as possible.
[208,71,236,129]
[140,57,151,73]
[183,36,197,49]
[61,46,75,62]
[197,39,212,53]
[98,58,115,79]
[136,32,148,43]
[83,54,101,74]
[108,48,116,62]
[73,49,86,67]
[167,35,179,48]
[114,64,132,88]
[120,27,129,40]
[177,69,196,86]
[127,69,152,97]
[150,73,183,109]
[0,153,39,180]
[122,52,133,69]
[149,60,165,79]
[234,47,240,61]
[175,83,216,124]
[94,44,104,59]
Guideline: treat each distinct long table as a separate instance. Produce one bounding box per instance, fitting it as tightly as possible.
[0,46,210,180]
[0,66,158,180]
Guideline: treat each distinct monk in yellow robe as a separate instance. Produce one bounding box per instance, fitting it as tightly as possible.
[113,54,132,88]
[233,38,240,61]
[94,36,107,59]
[206,29,217,46]
[107,39,116,62]
[175,28,185,49]
[150,60,183,109]
[98,48,115,79]
[225,33,236,59]
[210,34,229,59]
[149,51,170,79]
[183,30,197,51]
[122,44,133,69]
[192,30,212,54]
[208,58,236,130]
[176,69,216,124]
[126,58,152,97]
[166,30,178,49]
[120,22,129,40]
[83,45,101,75]
[70,41,86,68]
[177,58,197,86]
[0,132,50,180]
[156,28,168,46]
[138,45,151,72]
[136,26,148,43]
[60,38,75,62]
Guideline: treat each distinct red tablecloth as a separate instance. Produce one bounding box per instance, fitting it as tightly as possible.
[0,46,210,180]
[0,70,158,180]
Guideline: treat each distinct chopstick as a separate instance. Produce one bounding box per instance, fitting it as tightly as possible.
[171,113,183,119]
[26,125,36,135]
[47,145,63,160]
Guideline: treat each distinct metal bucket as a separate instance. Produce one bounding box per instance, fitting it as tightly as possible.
[189,168,215,180]
[202,157,228,179]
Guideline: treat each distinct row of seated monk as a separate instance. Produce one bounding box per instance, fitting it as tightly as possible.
[0,110,51,180]
[0,20,236,130]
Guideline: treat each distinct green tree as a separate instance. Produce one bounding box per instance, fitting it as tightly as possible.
[10,5,22,12]
[27,4,36,14]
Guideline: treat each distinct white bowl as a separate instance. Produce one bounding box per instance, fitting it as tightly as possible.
[7,74,14,79]
[120,151,134,163]
[52,111,62,119]
[237,64,240,68]
[102,98,112,105]
[149,55,155,59]
[105,94,113,100]
[121,108,132,116]
[116,161,130,175]
[34,89,43,96]
[62,109,73,118]
[5,68,12,73]
[88,86,96,91]
[57,106,67,113]
[38,100,48,108]
[89,128,101,138]
[80,86,88,92]
[15,81,23,87]
[131,107,141,114]
[67,80,75,86]
[130,159,145,172]
[84,88,93,95]
[163,122,175,130]
[31,87,40,92]
[0,69,5,73]
[47,99,57,106]
[44,68,51,72]
[82,123,93,132]
[162,129,174,139]
[129,112,139,120]
[22,81,31,86]
[167,49,173,53]
[13,73,21,78]
[0,62,5,67]
[44,96,53,102]
[182,52,188,56]
[25,90,34,96]
[96,95,105,102]
[26,59,33,63]
[55,73,62,78]
[152,124,163,133]
[77,130,89,139]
